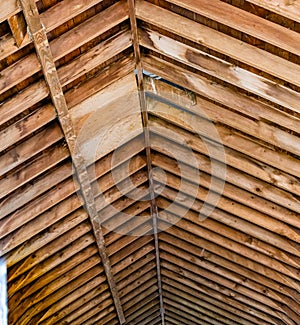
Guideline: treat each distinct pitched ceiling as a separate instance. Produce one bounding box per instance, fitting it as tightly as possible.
[0,0,300,324]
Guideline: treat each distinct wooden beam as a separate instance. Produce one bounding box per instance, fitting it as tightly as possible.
[143,59,300,178]
[136,0,300,87]
[0,1,129,94]
[139,28,300,115]
[19,0,125,323]
[148,114,300,210]
[0,0,106,59]
[246,0,300,23]
[168,0,300,56]
[8,12,27,47]
[127,0,165,323]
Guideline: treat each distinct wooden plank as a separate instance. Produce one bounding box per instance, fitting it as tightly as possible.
[39,281,109,325]
[52,295,112,325]
[0,145,69,199]
[0,123,63,177]
[0,52,41,95]
[247,0,300,23]
[114,252,155,284]
[40,0,105,31]
[0,80,48,127]
[0,0,104,59]
[68,298,114,325]
[154,167,300,248]
[9,245,99,300]
[0,178,75,240]
[8,12,27,47]
[168,0,300,56]
[50,0,128,61]
[0,104,56,153]
[0,162,72,219]
[162,224,300,292]
[162,268,281,324]
[7,223,93,277]
[162,280,263,325]
[150,130,300,220]
[144,76,300,157]
[77,306,116,325]
[145,72,300,178]
[140,28,300,115]
[149,116,300,208]
[65,54,135,110]
[20,1,126,322]
[160,241,300,322]
[58,29,132,87]
[0,1,129,93]
[156,185,300,261]
[136,0,300,87]
[15,272,106,324]
[1,195,82,255]
[164,292,243,325]
[70,74,143,164]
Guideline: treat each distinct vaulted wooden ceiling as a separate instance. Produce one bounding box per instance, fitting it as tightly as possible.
[0,0,300,324]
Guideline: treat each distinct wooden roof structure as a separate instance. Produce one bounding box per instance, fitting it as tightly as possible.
[1,0,300,324]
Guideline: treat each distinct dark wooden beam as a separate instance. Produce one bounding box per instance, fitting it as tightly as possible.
[19,0,125,323]
[128,0,165,323]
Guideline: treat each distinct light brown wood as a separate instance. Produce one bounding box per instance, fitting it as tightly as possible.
[20,0,126,322]
[8,13,27,47]
[136,0,300,86]
[168,0,300,56]
[140,29,300,115]
[247,0,300,23]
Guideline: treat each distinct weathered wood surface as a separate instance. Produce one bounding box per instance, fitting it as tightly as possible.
[140,28,300,114]
[247,0,300,23]
[136,0,300,87]
[168,0,300,56]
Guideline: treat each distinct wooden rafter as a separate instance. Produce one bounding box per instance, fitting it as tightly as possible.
[19,0,125,323]
[128,0,165,323]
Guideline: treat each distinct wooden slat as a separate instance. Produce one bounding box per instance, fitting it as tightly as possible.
[40,281,109,324]
[0,0,129,94]
[149,117,300,211]
[0,145,68,199]
[161,223,299,292]
[161,268,279,324]
[159,240,300,321]
[247,0,300,23]
[1,195,82,255]
[58,29,132,87]
[150,132,300,224]
[0,80,49,127]
[157,187,300,263]
[70,73,143,164]
[0,0,105,60]
[8,12,27,47]
[155,173,299,270]
[140,28,300,115]
[136,0,300,87]
[0,123,63,177]
[0,104,56,152]
[0,162,72,220]
[8,225,93,279]
[162,280,263,325]
[168,0,300,56]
